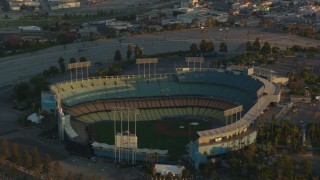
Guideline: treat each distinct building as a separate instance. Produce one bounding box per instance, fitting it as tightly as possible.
[290,95,312,103]
[78,23,99,40]
[8,0,40,11]
[154,164,185,177]
[226,65,254,75]
[49,1,80,10]
[49,68,280,168]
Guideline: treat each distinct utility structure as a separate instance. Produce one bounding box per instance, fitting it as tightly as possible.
[136,58,158,76]
[224,105,243,127]
[56,86,65,141]
[68,61,91,81]
[112,107,139,164]
[186,57,204,71]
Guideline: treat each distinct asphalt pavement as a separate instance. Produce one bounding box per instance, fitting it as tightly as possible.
[0,27,319,88]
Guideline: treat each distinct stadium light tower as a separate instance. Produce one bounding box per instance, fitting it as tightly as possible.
[186,57,204,71]
[68,61,91,81]
[136,58,158,76]
[112,107,139,164]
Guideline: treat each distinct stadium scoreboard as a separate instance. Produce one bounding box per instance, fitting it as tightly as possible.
[115,132,138,149]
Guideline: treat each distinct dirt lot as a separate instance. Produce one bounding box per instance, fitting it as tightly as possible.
[261,55,320,76]
[289,103,320,125]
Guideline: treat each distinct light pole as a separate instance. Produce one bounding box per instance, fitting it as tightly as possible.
[200,26,205,40]
[260,34,263,51]
[219,28,229,43]
[220,27,229,57]
[225,28,229,44]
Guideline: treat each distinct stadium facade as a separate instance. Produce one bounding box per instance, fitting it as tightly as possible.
[49,67,280,168]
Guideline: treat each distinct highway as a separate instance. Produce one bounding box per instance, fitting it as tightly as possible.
[0,27,319,87]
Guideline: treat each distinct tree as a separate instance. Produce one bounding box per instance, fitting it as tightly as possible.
[219,42,228,52]
[274,155,294,179]
[1,138,9,160]
[22,150,32,170]
[198,40,214,55]
[190,43,199,56]
[191,18,200,28]
[261,41,271,54]
[127,44,132,60]
[210,170,219,179]
[11,143,20,165]
[205,16,216,27]
[127,44,132,59]
[262,18,273,29]
[69,57,76,64]
[308,123,319,142]
[58,57,66,73]
[32,147,41,173]
[8,164,18,178]
[272,46,280,54]
[114,49,122,61]
[151,166,156,177]
[134,45,142,58]
[182,168,190,178]
[206,41,215,54]
[49,66,60,76]
[253,38,261,52]
[53,161,63,180]
[78,173,86,180]
[43,69,50,77]
[240,17,248,26]
[246,41,253,52]
[30,75,49,97]
[65,171,74,180]
[14,83,30,101]
[166,172,174,179]
[299,159,312,177]
[79,57,87,62]
[57,32,76,44]
[42,154,52,179]
[199,40,207,55]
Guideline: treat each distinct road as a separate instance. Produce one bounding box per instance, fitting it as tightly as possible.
[0,27,319,88]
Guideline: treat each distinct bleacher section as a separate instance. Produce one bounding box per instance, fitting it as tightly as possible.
[66,97,236,117]
[75,107,225,123]
[65,97,234,123]
[197,75,280,141]
[177,71,264,97]
[52,73,261,112]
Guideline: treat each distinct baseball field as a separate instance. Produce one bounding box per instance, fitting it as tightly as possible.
[88,118,224,155]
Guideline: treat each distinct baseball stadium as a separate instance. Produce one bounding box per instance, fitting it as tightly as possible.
[49,61,280,168]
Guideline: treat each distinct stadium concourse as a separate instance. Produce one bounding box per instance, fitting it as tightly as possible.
[49,67,280,168]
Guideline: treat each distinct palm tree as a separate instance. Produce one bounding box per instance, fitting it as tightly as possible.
[190,43,199,56]
[154,153,159,163]
[274,127,281,154]
[308,123,318,141]
[291,126,300,141]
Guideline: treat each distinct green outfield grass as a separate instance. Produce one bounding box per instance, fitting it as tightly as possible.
[89,118,222,156]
